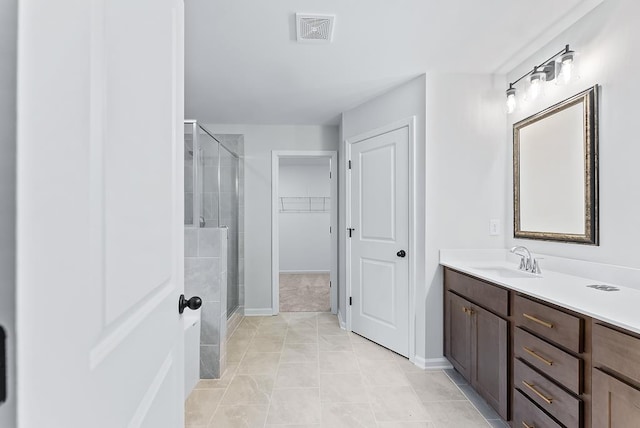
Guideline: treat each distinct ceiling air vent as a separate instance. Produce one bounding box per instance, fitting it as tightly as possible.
[296,13,335,43]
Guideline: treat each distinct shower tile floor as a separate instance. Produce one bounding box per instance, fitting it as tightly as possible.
[185,312,508,427]
[279,273,330,312]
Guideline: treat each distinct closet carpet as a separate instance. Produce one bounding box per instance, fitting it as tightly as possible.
[279,273,330,312]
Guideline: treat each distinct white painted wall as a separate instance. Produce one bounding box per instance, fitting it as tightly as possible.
[279,161,331,272]
[279,162,330,196]
[340,73,507,365]
[341,75,427,360]
[424,74,507,363]
[204,125,339,313]
[506,0,640,269]
[0,0,16,425]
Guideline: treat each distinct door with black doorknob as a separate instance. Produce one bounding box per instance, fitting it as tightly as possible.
[348,124,410,357]
[15,0,187,425]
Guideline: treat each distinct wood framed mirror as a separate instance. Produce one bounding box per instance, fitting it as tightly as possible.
[513,85,599,245]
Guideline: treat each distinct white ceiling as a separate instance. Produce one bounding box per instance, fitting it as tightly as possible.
[185,0,595,126]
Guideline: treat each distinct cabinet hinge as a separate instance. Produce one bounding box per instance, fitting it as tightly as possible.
[349,297,353,306]
[348,160,352,169]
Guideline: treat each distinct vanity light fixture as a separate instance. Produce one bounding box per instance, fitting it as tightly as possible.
[506,84,517,114]
[506,44,576,113]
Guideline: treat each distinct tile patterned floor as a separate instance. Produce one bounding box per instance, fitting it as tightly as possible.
[279,273,330,312]
[185,312,508,427]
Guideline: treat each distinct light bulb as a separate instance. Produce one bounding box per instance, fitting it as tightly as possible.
[559,59,573,84]
[506,87,516,114]
[556,50,575,85]
[529,79,541,100]
[528,69,546,100]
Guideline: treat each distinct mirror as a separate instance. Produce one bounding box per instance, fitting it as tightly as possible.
[513,85,599,245]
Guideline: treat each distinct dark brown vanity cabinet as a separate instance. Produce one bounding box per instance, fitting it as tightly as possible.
[444,269,509,419]
[592,323,640,427]
[444,290,472,379]
[513,294,588,428]
[444,265,640,426]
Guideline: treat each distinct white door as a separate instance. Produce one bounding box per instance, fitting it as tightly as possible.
[348,126,410,357]
[16,1,186,427]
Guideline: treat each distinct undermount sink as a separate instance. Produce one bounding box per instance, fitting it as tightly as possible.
[471,266,542,279]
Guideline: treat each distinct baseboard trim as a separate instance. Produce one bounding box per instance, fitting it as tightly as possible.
[337,311,347,330]
[412,356,453,370]
[244,308,273,316]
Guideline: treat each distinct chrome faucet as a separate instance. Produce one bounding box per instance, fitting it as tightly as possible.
[510,246,541,274]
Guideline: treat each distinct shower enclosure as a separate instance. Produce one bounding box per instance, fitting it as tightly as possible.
[184,121,240,318]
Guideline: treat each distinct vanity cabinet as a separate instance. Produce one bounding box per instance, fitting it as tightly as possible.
[592,323,640,427]
[444,291,472,379]
[444,269,508,419]
[513,294,588,427]
[444,268,592,426]
[444,264,640,426]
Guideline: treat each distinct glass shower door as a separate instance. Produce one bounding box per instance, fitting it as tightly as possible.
[219,148,239,316]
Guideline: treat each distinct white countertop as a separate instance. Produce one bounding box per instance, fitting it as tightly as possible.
[440,250,640,336]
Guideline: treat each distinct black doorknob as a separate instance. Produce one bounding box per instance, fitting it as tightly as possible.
[179,294,202,314]
[397,250,406,258]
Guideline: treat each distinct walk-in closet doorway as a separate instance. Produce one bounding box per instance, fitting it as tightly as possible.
[271,151,338,314]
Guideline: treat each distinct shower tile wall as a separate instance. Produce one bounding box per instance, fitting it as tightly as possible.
[184,227,228,379]
[183,126,244,380]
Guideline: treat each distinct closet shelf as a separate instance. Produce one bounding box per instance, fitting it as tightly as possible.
[279,196,330,213]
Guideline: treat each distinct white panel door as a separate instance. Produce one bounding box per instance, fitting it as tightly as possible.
[16,1,185,427]
[349,126,409,357]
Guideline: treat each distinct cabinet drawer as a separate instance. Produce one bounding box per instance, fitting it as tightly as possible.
[514,295,583,353]
[514,389,562,428]
[593,323,640,386]
[515,327,582,394]
[593,368,640,428]
[444,268,509,316]
[515,359,581,427]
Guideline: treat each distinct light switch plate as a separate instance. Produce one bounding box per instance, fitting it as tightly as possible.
[489,219,501,236]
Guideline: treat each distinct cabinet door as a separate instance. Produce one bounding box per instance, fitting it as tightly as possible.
[445,291,472,380]
[472,304,508,420]
[593,368,640,427]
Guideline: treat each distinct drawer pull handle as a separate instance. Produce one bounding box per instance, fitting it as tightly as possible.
[523,313,554,329]
[522,422,535,428]
[522,380,553,404]
[523,347,553,366]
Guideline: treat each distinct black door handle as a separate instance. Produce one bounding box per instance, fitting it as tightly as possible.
[397,250,406,258]
[179,294,202,314]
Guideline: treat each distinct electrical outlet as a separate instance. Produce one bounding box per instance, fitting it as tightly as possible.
[489,219,501,236]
